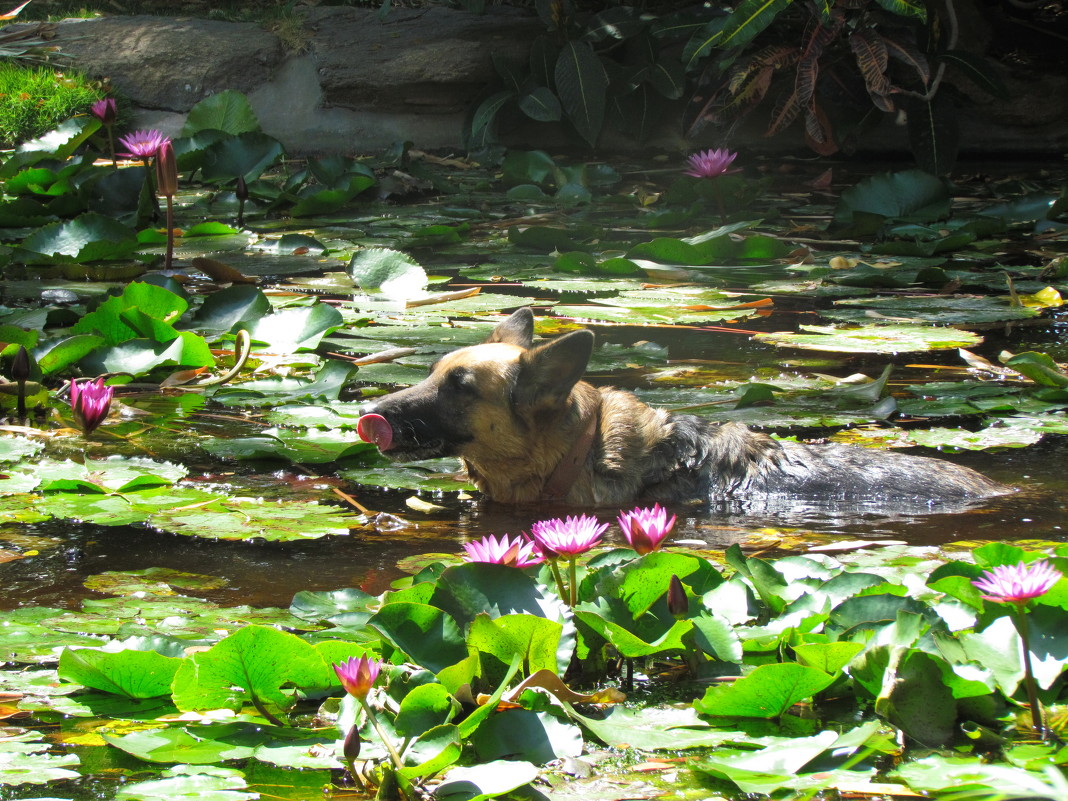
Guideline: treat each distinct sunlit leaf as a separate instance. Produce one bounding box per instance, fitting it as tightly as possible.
[754,323,982,353]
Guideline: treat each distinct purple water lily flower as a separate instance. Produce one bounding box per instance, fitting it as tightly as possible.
[117,129,170,160]
[617,503,676,556]
[333,655,383,700]
[462,534,544,568]
[973,560,1061,605]
[69,377,114,435]
[684,148,741,179]
[530,514,607,558]
[91,97,117,125]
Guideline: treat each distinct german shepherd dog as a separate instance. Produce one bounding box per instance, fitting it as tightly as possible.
[357,308,1008,507]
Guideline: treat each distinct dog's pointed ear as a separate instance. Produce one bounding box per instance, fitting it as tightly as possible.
[485,308,534,348]
[514,329,594,411]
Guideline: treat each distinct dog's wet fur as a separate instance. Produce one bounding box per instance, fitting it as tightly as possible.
[359,308,1009,508]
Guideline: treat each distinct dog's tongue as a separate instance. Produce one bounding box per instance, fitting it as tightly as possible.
[357,414,394,451]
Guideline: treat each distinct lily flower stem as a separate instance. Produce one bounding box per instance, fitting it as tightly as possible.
[106,125,116,168]
[358,696,406,775]
[568,557,578,607]
[1013,606,1045,734]
[249,692,285,727]
[164,194,175,271]
[15,379,25,419]
[549,559,568,606]
[143,160,161,217]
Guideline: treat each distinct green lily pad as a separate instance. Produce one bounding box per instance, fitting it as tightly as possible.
[754,324,982,353]
[823,295,1043,325]
[116,764,258,801]
[148,498,362,541]
[0,732,80,786]
[84,568,229,597]
[338,459,474,493]
[202,427,379,464]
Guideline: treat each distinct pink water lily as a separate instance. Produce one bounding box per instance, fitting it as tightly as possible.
[117,129,170,160]
[463,533,544,567]
[617,503,676,555]
[69,377,114,435]
[684,148,741,179]
[530,514,608,558]
[973,560,1061,605]
[91,97,117,125]
[333,655,383,699]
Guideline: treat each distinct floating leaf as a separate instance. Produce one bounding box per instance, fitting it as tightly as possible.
[148,498,361,542]
[754,323,982,353]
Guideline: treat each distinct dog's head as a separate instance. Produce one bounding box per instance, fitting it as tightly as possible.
[357,308,594,462]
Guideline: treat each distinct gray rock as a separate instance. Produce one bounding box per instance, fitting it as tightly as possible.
[303,6,541,114]
[49,15,285,113]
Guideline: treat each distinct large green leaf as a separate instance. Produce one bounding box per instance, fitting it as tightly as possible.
[467,613,565,677]
[21,212,140,263]
[243,301,344,352]
[170,625,328,718]
[832,169,950,227]
[694,663,835,718]
[348,248,428,299]
[199,132,284,183]
[183,90,262,136]
[58,642,182,699]
[367,602,466,673]
[554,42,609,147]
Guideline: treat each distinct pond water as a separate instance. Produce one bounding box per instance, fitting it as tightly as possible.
[1,155,1066,615]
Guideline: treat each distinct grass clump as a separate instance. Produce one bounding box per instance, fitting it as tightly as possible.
[0,63,101,146]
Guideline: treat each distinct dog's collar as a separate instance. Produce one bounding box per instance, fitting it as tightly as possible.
[541,406,599,501]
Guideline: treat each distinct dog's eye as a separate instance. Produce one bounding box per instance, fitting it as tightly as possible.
[446,368,479,396]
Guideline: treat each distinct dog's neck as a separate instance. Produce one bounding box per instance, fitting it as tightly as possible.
[540,403,599,500]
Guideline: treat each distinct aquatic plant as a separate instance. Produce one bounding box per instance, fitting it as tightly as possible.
[91,97,118,166]
[973,560,1062,733]
[617,503,676,555]
[462,533,543,568]
[68,376,113,435]
[116,128,169,160]
[155,140,178,270]
[333,656,405,785]
[683,148,740,179]
[530,514,608,606]
[333,654,382,699]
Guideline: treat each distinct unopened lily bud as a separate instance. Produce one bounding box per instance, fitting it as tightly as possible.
[11,346,30,382]
[155,141,178,198]
[668,574,688,619]
[91,97,117,125]
[236,175,248,202]
[343,722,361,763]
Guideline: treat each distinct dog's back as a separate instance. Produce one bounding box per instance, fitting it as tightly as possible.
[564,387,1008,507]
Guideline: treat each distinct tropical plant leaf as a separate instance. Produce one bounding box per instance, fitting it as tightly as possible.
[554,41,609,147]
[849,31,893,111]
[872,0,926,21]
[686,0,793,63]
